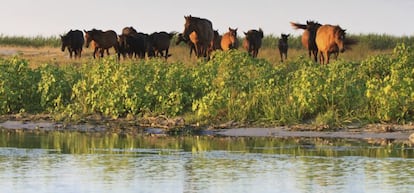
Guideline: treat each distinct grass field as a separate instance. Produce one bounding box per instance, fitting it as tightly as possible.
[0,33,410,66]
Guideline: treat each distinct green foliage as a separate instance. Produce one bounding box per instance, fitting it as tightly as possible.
[38,64,79,112]
[66,57,194,119]
[0,43,413,126]
[364,44,414,122]
[0,57,41,113]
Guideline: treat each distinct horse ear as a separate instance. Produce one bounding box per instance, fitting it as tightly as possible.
[244,32,247,36]
[84,30,87,33]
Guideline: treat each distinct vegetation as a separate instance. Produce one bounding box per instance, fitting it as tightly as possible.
[0,35,60,47]
[0,38,413,128]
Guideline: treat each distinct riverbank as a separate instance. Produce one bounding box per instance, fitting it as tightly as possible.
[1,114,414,144]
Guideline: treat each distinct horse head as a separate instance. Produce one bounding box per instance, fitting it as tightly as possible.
[183,15,195,40]
[336,27,346,53]
[84,29,92,48]
[60,34,68,52]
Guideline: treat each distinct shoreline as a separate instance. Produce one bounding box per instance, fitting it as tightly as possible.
[1,119,414,143]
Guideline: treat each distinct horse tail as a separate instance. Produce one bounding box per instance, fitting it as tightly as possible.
[290,22,307,30]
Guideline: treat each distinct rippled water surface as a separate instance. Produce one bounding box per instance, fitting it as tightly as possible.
[0,131,414,193]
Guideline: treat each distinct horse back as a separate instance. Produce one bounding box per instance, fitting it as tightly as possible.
[195,19,214,42]
[315,25,336,52]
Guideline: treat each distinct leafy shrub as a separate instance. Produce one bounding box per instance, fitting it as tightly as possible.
[0,57,41,113]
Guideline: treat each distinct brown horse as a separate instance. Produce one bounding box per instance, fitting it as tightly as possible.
[242,28,264,58]
[291,21,321,62]
[315,25,346,64]
[278,33,290,62]
[182,15,214,58]
[221,27,238,51]
[84,29,119,59]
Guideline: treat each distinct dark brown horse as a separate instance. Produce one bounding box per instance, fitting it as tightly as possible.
[212,30,222,51]
[242,28,264,58]
[278,33,290,62]
[90,40,110,58]
[122,26,139,37]
[182,15,214,58]
[291,21,321,62]
[61,30,84,58]
[221,27,238,51]
[315,25,346,64]
[148,31,175,59]
[84,29,119,59]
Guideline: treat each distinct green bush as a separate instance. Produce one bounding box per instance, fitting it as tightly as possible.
[364,44,414,122]
[0,43,413,126]
[0,57,41,113]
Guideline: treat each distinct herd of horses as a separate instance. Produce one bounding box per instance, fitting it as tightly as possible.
[60,15,352,64]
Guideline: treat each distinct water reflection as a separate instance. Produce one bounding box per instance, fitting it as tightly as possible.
[0,131,413,157]
[0,131,414,193]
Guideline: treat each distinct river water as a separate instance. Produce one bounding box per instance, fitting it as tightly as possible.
[0,131,413,193]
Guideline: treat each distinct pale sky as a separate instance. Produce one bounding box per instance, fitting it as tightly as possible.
[0,0,413,37]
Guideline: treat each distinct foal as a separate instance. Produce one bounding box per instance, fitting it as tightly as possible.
[278,33,290,62]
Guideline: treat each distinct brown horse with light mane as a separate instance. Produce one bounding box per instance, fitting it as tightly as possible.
[84,29,119,59]
[182,15,214,58]
[315,25,346,64]
[221,27,238,51]
[290,21,321,62]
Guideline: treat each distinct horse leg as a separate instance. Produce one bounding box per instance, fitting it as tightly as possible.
[318,51,324,64]
[326,51,330,64]
[92,48,98,59]
[165,49,169,60]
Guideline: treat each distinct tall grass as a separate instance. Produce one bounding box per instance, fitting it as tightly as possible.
[0,35,60,47]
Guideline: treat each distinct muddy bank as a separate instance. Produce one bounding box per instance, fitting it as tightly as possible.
[217,127,414,140]
[1,119,414,143]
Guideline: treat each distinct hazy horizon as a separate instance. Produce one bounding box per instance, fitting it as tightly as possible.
[1,0,413,37]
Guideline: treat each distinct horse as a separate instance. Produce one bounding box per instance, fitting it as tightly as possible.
[182,15,214,58]
[176,33,196,57]
[122,26,139,37]
[148,31,175,59]
[242,28,264,58]
[90,40,110,58]
[61,30,84,58]
[119,32,150,59]
[291,21,321,62]
[315,25,346,64]
[278,33,290,62]
[84,29,120,59]
[212,30,222,51]
[221,27,238,51]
